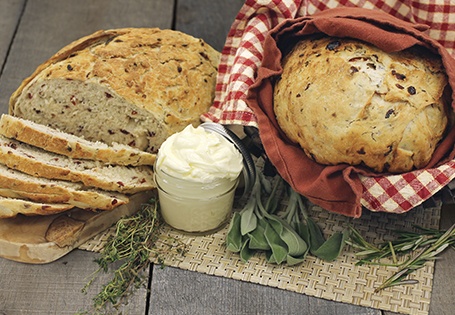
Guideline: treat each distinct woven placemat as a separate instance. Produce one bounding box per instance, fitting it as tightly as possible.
[80,194,441,315]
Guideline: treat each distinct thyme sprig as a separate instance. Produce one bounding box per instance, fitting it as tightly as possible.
[347,223,455,292]
[81,198,187,313]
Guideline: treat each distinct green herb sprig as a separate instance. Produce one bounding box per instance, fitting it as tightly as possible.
[348,223,455,292]
[81,198,187,313]
[226,170,348,265]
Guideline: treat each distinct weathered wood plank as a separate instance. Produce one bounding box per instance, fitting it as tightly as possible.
[427,204,455,315]
[174,0,244,51]
[0,0,25,71]
[149,265,381,315]
[0,249,148,314]
[0,0,175,114]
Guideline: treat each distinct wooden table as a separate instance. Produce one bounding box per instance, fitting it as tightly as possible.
[0,1,453,314]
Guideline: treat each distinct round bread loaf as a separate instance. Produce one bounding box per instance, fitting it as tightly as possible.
[9,28,220,153]
[273,36,450,173]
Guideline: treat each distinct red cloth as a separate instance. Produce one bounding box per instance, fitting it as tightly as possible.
[201,1,455,217]
[246,7,455,217]
[202,0,455,127]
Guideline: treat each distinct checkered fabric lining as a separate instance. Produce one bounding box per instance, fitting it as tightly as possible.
[201,0,455,214]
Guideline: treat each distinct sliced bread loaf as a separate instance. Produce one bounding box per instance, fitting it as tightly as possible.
[9,28,220,153]
[0,114,156,166]
[0,135,155,194]
[0,164,129,210]
[0,196,74,218]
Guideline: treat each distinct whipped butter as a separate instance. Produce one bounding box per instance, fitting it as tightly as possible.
[155,124,243,234]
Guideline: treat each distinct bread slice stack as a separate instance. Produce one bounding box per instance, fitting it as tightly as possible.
[0,114,156,218]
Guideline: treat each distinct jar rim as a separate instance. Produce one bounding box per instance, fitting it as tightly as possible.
[200,122,256,198]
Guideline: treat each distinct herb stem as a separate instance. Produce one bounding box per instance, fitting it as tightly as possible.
[389,241,397,264]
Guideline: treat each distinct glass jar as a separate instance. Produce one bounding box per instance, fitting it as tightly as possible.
[154,165,239,234]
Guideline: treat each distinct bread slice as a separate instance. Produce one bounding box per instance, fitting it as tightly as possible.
[9,28,220,153]
[0,196,74,218]
[0,114,156,166]
[0,164,129,210]
[0,188,69,204]
[0,135,155,194]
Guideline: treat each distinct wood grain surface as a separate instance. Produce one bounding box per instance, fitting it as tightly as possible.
[0,1,453,315]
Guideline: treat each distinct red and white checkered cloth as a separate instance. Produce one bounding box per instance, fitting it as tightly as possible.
[201,0,455,214]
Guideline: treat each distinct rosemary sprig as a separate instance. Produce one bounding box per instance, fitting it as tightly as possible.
[347,223,455,292]
[80,198,187,313]
[375,223,455,292]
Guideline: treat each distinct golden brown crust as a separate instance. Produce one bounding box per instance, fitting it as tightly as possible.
[274,36,450,173]
[9,30,112,104]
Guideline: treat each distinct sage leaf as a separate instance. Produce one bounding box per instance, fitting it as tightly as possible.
[240,197,258,236]
[283,185,299,224]
[226,212,243,252]
[263,177,283,215]
[247,219,270,251]
[268,215,308,257]
[240,238,254,263]
[311,229,349,261]
[264,221,288,264]
[259,173,273,194]
[295,221,310,244]
[286,253,307,266]
[265,250,276,264]
[295,222,310,257]
[307,217,326,251]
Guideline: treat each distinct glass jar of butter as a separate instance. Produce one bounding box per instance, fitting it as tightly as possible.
[154,123,255,234]
[154,166,239,234]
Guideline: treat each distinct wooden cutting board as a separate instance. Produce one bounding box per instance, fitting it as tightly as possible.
[0,190,155,264]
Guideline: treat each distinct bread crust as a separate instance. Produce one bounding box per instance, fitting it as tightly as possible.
[0,188,126,210]
[0,188,70,204]
[274,36,450,173]
[9,28,220,153]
